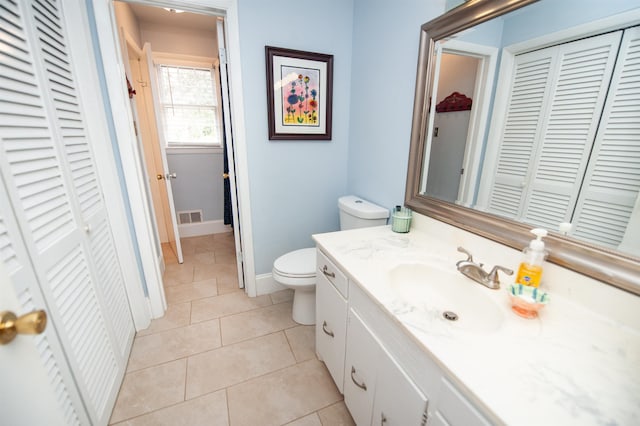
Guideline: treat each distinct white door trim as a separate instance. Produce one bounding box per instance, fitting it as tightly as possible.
[90,0,257,312]
[89,0,167,320]
[437,40,498,208]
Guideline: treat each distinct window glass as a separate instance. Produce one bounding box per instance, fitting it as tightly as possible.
[157,65,220,146]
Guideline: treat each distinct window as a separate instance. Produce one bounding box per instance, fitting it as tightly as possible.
[157,64,221,147]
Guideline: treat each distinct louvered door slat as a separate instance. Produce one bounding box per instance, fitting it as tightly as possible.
[572,27,640,249]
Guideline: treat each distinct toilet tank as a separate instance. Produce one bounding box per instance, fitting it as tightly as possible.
[338,195,389,230]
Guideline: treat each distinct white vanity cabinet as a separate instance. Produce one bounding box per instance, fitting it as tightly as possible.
[315,248,491,426]
[315,251,349,392]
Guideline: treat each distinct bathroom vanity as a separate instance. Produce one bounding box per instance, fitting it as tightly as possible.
[313,215,640,425]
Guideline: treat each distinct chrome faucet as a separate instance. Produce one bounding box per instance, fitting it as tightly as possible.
[455,247,513,290]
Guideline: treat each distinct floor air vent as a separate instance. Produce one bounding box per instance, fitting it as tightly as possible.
[178,210,203,225]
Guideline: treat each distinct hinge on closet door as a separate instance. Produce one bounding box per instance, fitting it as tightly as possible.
[133,120,138,136]
[421,400,429,426]
[219,47,227,65]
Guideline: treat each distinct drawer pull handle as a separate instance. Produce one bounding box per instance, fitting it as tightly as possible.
[322,321,334,337]
[322,265,335,278]
[350,366,367,391]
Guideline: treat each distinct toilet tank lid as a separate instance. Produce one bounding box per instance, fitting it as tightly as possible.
[338,195,389,219]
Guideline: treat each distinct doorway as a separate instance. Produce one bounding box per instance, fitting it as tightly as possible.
[421,40,498,208]
[105,0,252,311]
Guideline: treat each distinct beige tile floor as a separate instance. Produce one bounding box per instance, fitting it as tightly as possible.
[110,232,354,426]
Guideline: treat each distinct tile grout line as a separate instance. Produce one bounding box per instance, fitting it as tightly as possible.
[282,326,299,364]
[188,350,317,404]
[183,357,189,402]
[128,320,300,375]
[190,298,293,327]
[225,388,231,426]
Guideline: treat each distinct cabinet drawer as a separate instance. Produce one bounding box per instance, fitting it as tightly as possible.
[316,271,348,393]
[434,378,490,426]
[317,250,348,298]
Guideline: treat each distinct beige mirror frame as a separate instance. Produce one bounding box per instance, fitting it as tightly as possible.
[405,0,640,295]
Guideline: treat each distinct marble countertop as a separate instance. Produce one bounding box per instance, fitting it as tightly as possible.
[313,225,640,426]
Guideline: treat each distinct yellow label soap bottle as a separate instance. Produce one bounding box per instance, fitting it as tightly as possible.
[515,229,548,287]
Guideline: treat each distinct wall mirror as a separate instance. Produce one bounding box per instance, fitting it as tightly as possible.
[406,0,640,294]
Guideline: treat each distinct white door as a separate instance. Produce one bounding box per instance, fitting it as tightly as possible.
[143,44,184,264]
[0,278,67,426]
[571,26,640,249]
[217,18,245,288]
[486,31,622,227]
[1,0,134,423]
[0,193,89,426]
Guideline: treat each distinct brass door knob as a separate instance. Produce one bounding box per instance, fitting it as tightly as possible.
[156,174,164,180]
[0,310,47,345]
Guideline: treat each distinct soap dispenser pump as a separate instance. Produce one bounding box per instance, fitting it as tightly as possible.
[515,228,548,288]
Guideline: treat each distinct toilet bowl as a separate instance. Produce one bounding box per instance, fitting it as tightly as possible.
[272,248,317,325]
[272,195,389,325]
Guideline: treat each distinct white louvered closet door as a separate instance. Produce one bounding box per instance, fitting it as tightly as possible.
[571,26,640,248]
[520,32,622,229]
[485,48,557,219]
[486,32,622,227]
[0,0,134,424]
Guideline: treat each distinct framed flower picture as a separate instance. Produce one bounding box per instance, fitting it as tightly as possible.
[265,46,334,140]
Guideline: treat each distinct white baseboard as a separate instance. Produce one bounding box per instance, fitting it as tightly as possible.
[255,273,286,296]
[178,220,232,238]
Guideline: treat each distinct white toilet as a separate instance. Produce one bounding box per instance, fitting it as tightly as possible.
[272,195,389,325]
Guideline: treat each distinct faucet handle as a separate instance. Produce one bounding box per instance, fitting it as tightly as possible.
[487,265,514,285]
[457,247,474,264]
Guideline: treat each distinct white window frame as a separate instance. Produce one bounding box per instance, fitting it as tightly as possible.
[153,54,223,151]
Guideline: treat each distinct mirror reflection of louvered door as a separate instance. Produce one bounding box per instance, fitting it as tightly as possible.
[487,31,622,228]
[0,0,134,424]
[571,26,640,249]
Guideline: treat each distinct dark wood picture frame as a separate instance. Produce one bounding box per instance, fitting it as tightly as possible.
[265,46,334,140]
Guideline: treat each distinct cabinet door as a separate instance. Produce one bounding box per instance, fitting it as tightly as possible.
[372,350,429,426]
[344,310,382,426]
[316,270,348,392]
[431,379,490,426]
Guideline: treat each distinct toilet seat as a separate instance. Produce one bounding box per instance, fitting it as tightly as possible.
[272,248,316,286]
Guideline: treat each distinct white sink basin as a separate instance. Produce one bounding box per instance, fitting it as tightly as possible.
[387,263,504,333]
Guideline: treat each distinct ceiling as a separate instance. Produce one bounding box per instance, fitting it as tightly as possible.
[128,3,220,31]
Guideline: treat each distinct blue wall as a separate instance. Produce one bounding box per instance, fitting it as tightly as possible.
[237,0,637,276]
[346,0,444,211]
[238,0,354,274]
[167,151,224,221]
[501,0,639,47]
